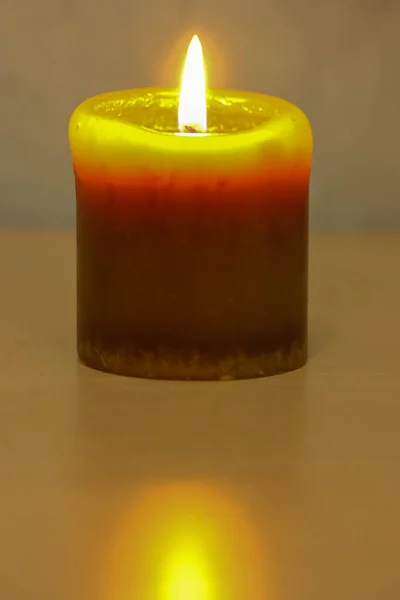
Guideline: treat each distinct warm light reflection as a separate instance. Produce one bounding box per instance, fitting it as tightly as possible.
[178,35,207,133]
[104,483,269,600]
[162,541,210,600]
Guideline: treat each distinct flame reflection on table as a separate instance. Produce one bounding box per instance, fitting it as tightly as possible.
[102,482,269,600]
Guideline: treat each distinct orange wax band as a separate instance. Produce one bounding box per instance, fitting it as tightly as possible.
[69,35,313,380]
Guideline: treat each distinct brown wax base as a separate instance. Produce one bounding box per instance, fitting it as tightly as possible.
[76,174,309,382]
[78,339,307,381]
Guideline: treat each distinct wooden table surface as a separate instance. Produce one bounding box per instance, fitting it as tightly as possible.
[0,232,399,600]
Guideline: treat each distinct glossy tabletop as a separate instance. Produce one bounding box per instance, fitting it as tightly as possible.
[0,232,399,600]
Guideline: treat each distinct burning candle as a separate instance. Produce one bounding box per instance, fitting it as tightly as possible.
[69,35,313,380]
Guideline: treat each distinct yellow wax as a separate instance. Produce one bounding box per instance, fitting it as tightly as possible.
[69,87,312,182]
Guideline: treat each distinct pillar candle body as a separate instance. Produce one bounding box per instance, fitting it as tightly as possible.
[69,88,312,380]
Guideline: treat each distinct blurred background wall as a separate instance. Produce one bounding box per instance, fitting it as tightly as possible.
[0,0,399,230]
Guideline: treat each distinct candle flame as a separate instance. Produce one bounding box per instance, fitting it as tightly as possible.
[178,35,207,133]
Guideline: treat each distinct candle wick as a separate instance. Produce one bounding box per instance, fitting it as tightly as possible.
[183,125,199,133]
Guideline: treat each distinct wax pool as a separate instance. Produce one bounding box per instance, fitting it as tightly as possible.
[69,87,312,380]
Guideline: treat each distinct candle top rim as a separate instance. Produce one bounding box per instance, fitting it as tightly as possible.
[69,87,313,175]
[70,87,310,142]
